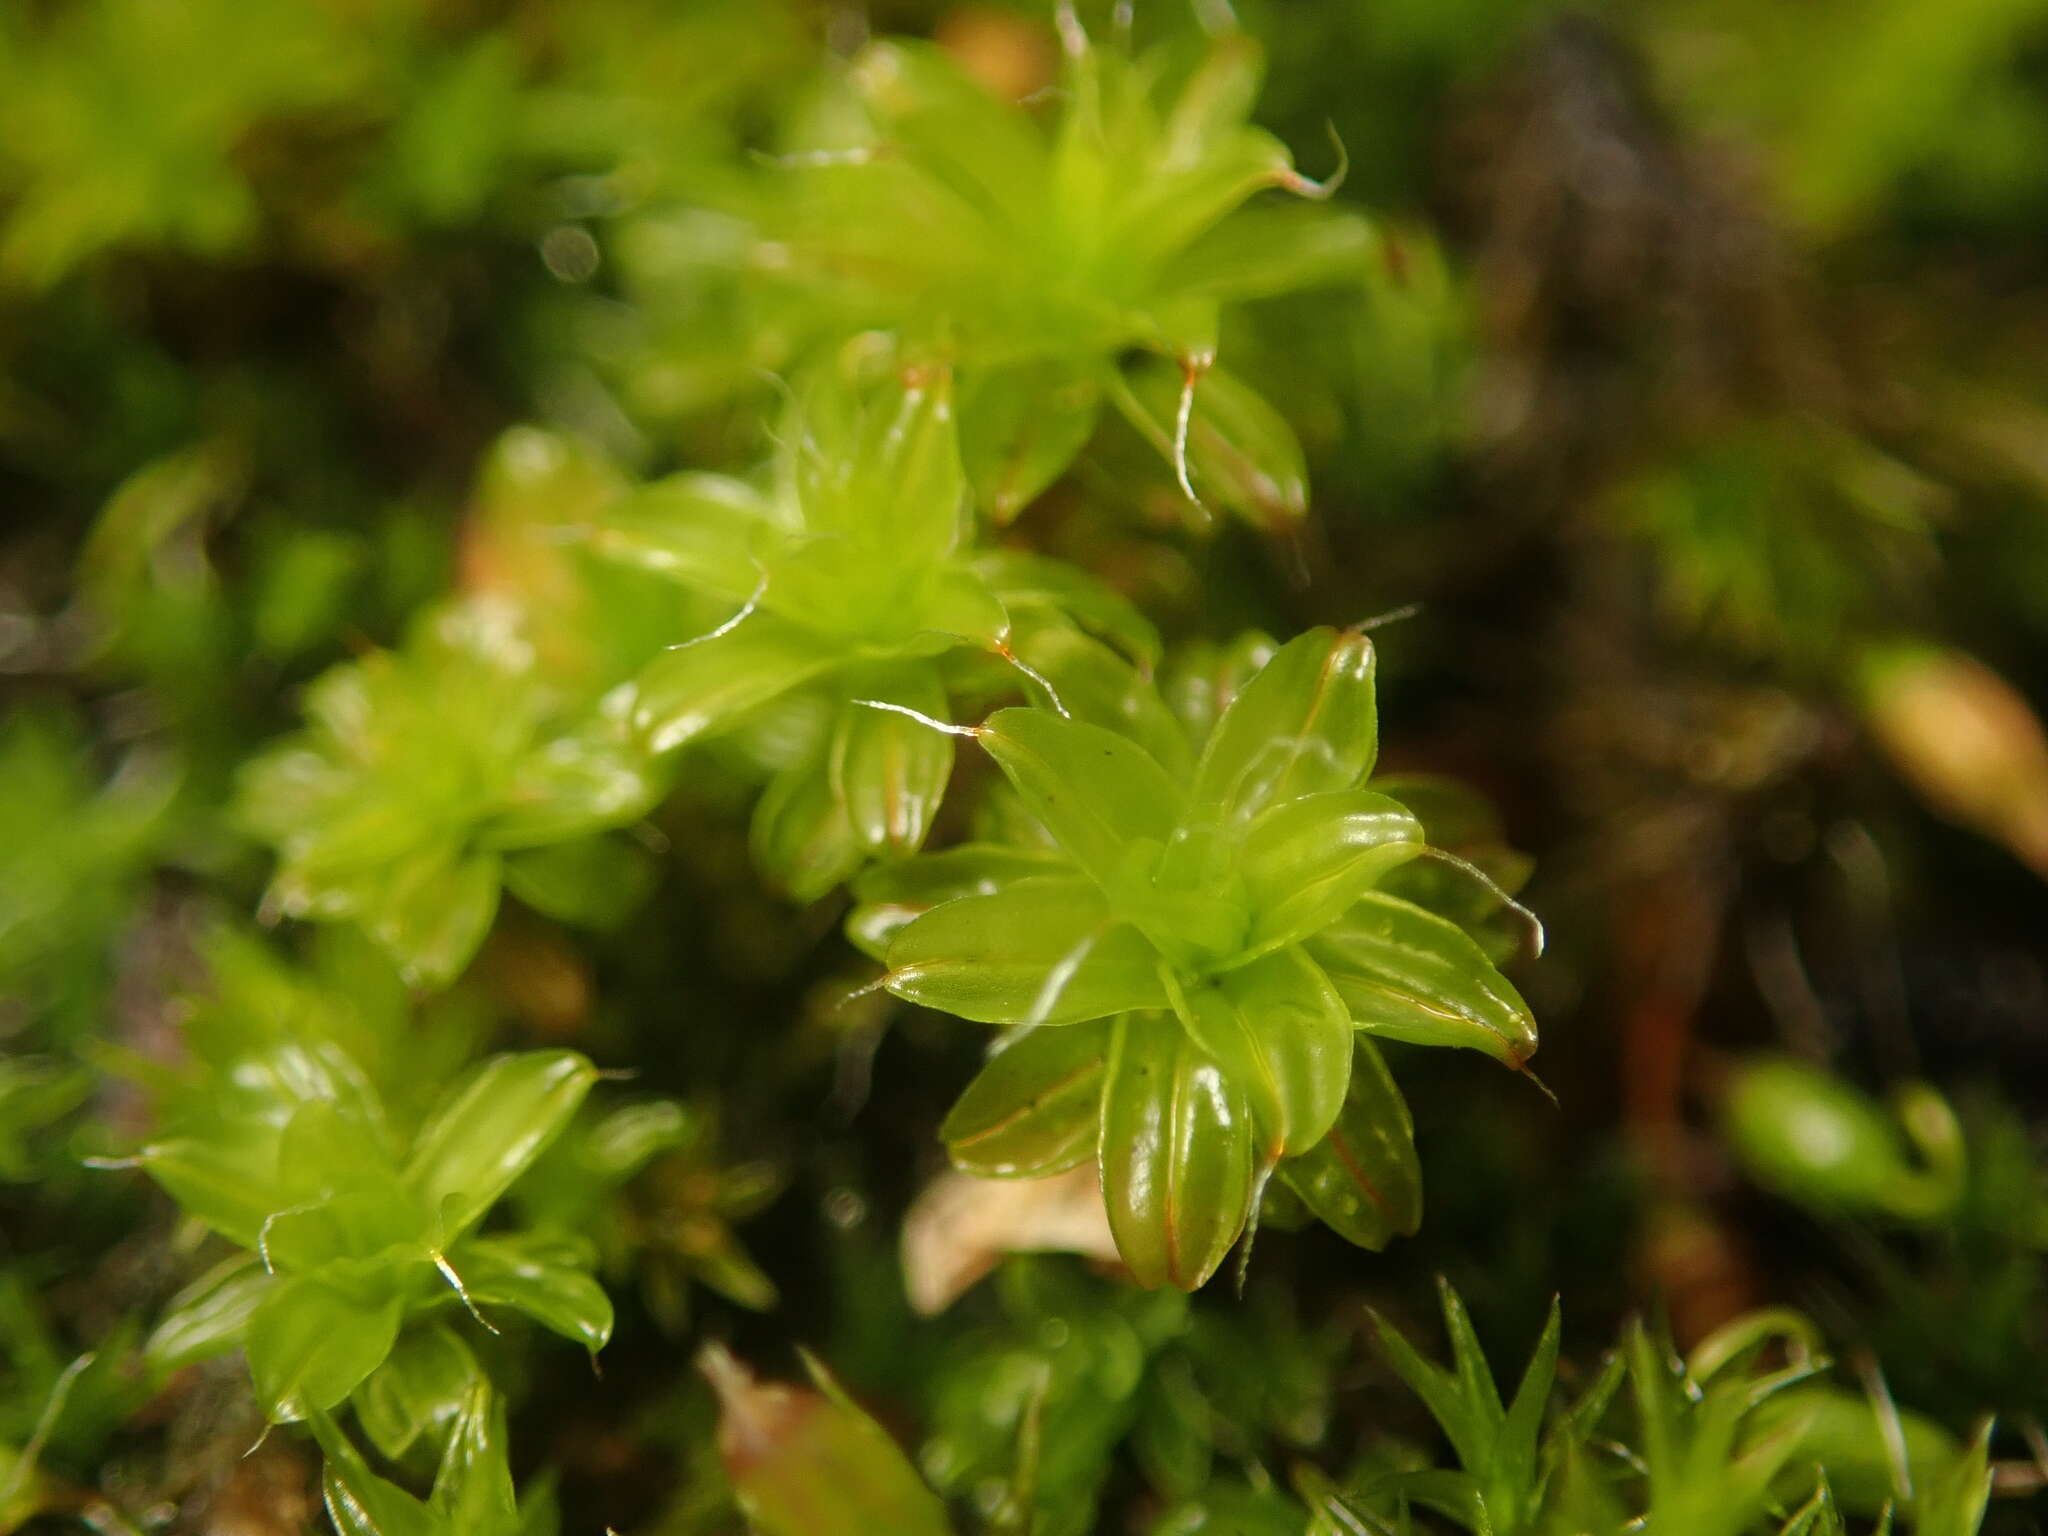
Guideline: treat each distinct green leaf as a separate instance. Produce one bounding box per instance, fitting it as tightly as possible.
[402,1051,598,1242]
[1163,203,1377,303]
[977,707,1182,890]
[848,39,1049,236]
[1164,632,1278,749]
[1368,1283,1500,1478]
[941,1022,1112,1177]
[845,842,1069,959]
[631,615,830,755]
[489,718,660,850]
[246,1275,404,1423]
[132,1127,283,1248]
[831,667,953,856]
[797,362,966,567]
[974,551,1160,670]
[427,1381,521,1534]
[702,1344,956,1536]
[1750,1385,1960,1516]
[1188,627,1378,826]
[1778,1476,1848,1536]
[1278,1038,1421,1250]
[958,362,1103,523]
[145,1255,274,1374]
[355,1324,481,1462]
[1098,1013,1255,1290]
[1722,1058,1959,1221]
[1235,790,1424,960]
[587,472,773,602]
[501,834,661,931]
[309,1406,440,1536]
[1914,1419,1992,1536]
[260,1191,426,1276]
[370,848,501,991]
[274,1098,399,1208]
[884,877,1168,1025]
[1008,623,1191,777]
[752,744,864,902]
[447,1233,613,1354]
[580,1099,697,1180]
[1119,359,1309,531]
[1308,892,1537,1068]
[1495,1299,1560,1519]
[1180,948,1352,1160]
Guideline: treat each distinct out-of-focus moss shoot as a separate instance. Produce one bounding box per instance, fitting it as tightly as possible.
[699,1343,953,1536]
[1723,1057,1963,1223]
[1859,641,2048,880]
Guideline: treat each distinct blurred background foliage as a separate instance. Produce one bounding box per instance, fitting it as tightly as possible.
[5,0,2048,1531]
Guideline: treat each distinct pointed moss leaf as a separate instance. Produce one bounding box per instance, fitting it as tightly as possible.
[752,746,862,903]
[1500,1298,1561,1488]
[247,1275,404,1423]
[1189,627,1378,826]
[1236,790,1424,960]
[146,1255,273,1373]
[958,362,1103,523]
[941,1022,1112,1177]
[1309,892,1537,1067]
[356,1324,482,1463]
[974,551,1160,669]
[448,1233,613,1354]
[830,667,952,856]
[1277,1037,1420,1250]
[402,1051,598,1242]
[632,616,830,755]
[845,843,1069,959]
[590,473,773,602]
[977,707,1181,890]
[884,877,1168,1025]
[372,849,501,991]
[1916,1420,1993,1536]
[1122,359,1308,530]
[1098,1014,1255,1290]
[1369,1288,1496,1475]
[1181,948,1351,1160]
